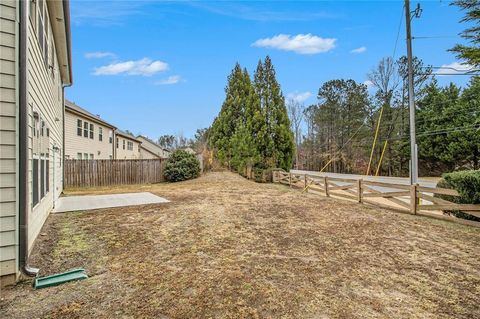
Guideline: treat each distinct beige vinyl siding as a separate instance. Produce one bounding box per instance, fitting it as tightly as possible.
[0,0,18,282]
[139,147,160,159]
[137,136,169,158]
[64,111,115,159]
[115,135,141,159]
[26,2,64,251]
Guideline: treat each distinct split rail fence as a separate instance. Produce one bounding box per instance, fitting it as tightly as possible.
[273,171,480,224]
[64,159,166,188]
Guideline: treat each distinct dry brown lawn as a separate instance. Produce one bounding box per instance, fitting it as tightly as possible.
[1,171,479,319]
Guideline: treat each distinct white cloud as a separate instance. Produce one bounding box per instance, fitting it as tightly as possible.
[155,75,182,85]
[93,58,169,76]
[363,80,374,89]
[252,34,336,54]
[85,51,116,59]
[287,91,312,103]
[434,62,475,76]
[350,46,367,54]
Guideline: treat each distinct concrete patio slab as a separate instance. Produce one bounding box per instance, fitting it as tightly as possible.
[53,192,169,213]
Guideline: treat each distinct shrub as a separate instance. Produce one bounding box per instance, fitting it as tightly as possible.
[436,170,480,221]
[164,150,201,182]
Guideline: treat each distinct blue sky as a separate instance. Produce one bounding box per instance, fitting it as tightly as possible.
[66,0,473,139]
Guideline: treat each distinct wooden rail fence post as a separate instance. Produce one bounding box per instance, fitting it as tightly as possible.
[410,183,418,214]
[289,172,292,187]
[324,176,329,197]
[357,179,363,203]
[304,174,308,192]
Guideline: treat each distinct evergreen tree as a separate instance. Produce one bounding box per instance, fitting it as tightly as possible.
[209,63,251,167]
[253,56,295,170]
[450,0,480,68]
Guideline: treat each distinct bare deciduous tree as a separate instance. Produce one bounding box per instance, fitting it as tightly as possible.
[287,98,305,169]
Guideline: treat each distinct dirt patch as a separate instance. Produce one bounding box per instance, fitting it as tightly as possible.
[1,172,479,318]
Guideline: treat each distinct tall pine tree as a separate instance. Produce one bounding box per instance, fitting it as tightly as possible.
[253,56,295,170]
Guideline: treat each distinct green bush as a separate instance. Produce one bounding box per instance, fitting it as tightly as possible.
[164,150,201,182]
[436,170,480,221]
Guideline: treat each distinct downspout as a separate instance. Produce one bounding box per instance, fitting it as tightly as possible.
[18,0,38,277]
[63,0,73,185]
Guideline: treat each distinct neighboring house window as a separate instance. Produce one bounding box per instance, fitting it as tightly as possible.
[127,141,133,151]
[99,127,103,141]
[109,155,112,160]
[89,124,94,139]
[90,154,94,160]
[77,153,82,159]
[77,119,82,136]
[116,137,119,149]
[109,131,113,144]
[83,122,88,137]
[84,153,88,159]
[123,140,125,150]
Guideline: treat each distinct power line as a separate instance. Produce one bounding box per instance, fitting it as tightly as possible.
[412,35,458,39]
[392,4,405,60]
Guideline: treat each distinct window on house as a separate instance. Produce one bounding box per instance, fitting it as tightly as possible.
[83,121,88,137]
[90,154,94,160]
[36,0,49,69]
[109,130,113,144]
[89,123,94,139]
[29,0,36,27]
[127,141,133,151]
[43,10,49,68]
[33,158,39,206]
[123,140,125,150]
[51,42,55,79]
[46,159,49,193]
[32,110,50,207]
[116,137,119,149]
[84,153,88,159]
[99,127,103,141]
[77,119,82,136]
[77,153,82,160]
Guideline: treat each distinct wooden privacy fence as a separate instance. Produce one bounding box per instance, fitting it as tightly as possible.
[273,171,480,224]
[65,159,166,188]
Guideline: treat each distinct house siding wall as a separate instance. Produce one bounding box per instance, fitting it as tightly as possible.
[0,0,18,286]
[139,147,159,159]
[26,1,64,251]
[115,135,141,159]
[137,136,169,158]
[64,111,114,159]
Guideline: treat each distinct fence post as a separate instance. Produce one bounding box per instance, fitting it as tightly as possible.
[289,172,292,187]
[357,179,363,203]
[304,174,308,192]
[324,176,329,197]
[410,183,418,214]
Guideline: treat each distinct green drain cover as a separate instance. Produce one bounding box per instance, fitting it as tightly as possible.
[33,268,88,289]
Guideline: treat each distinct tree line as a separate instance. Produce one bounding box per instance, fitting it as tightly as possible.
[297,57,479,177]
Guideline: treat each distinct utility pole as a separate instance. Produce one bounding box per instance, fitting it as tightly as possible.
[405,0,420,185]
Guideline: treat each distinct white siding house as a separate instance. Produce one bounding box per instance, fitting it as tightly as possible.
[0,0,72,286]
[64,100,116,160]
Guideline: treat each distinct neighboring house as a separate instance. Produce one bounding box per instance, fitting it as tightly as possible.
[115,130,141,159]
[0,0,72,286]
[64,100,116,160]
[137,135,171,159]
